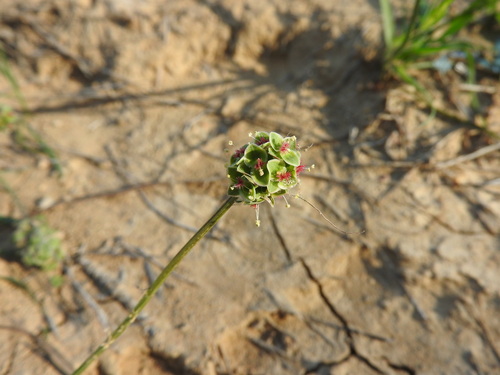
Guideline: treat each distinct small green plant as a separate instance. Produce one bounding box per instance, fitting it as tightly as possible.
[379,0,498,99]
[12,216,64,271]
[1,215,64,269]
[1,215,65,290]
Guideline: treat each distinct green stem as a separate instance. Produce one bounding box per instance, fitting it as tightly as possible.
[71,196,237,375]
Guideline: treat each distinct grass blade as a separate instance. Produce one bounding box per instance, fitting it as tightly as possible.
[419,0,455,31]
[379,0,395,51]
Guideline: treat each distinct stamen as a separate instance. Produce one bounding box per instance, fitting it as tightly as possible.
[255,158,265,176]
[277,171,292,182]
[233,177,244,189]
[255,137,268,145]
[280,142,290,153]
[294,194,364,235]
[254,205,260,227]
[283,195,290,208]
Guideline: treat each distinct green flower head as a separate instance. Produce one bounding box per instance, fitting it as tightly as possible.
[227,131,306,207]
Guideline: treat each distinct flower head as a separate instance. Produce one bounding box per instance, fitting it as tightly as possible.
[227,131,302,208]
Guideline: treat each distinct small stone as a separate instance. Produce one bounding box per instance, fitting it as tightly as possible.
[36,196,56,210]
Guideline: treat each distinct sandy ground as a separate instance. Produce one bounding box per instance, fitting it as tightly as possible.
[0,1,499,374]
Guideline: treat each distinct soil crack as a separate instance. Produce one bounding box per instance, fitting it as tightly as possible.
[298,257,387,374]
[269,210,293,264]
[384,359,416,375]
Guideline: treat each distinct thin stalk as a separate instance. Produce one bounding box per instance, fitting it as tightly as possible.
[71,196,237,375]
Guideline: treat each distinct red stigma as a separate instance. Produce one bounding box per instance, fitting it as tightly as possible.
[255,158,264,170]
[233,147,245,159]
[277,171,292,182]
[255,137,268,145]
[234,177,244,189]
[296,164,306,174]
[280,142,290,153]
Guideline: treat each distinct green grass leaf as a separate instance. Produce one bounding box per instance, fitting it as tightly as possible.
[379,0,395,50]
[418,0,455,31]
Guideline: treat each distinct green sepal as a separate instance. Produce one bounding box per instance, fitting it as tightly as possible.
[283,136,297,150]
[236,161,251,175]
[239,185,266,204]
[269,132,283,152]
[277,166,298,190]
[267,159,298,191]
[227,166,252,200]
[239,188,253,203]
[250,167,269,187]
[240,144,270,186]
[267,195,276,206]
[228,185,241,197]
[272,189,287,197]
[251,186,268,203]
[227,166,240,180]
[266,159,285,193]
[267,179,280,194]
[267,147,281,160]
[253,131,270,146]
[243,144,268,168]
[267,159,286,175]
[268,133,300,166]
[281,150,300,166]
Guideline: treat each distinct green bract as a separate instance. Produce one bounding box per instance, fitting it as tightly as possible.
[227,131,302,205]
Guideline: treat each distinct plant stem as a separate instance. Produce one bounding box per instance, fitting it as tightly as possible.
[71,196,237,375]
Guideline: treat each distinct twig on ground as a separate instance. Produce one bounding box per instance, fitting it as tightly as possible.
[458,83,497,94]
[435,143,500,169]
